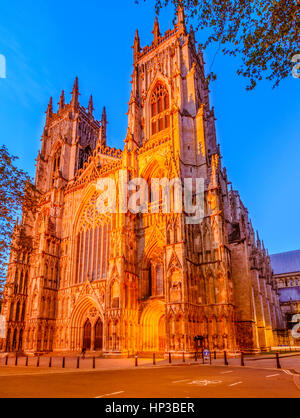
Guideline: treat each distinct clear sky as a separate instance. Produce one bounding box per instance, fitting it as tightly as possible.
[0,0,299,254]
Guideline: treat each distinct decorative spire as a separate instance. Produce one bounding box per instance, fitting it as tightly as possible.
[190,24,196,44]
[88,95,94,116]
[133,29,141,63]
[256,231,261,249]
[99,106,107,146]
[58,90,65,110]
[177,2,185,27]
[71,76,79,107]
[152,16,161,45]
[46,97,53,122]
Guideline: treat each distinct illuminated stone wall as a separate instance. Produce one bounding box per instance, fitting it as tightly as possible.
[0,10,283,355]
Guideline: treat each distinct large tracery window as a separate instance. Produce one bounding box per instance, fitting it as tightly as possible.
[75,222,111,284]
[146,261,164,298]
[151,83,170,136]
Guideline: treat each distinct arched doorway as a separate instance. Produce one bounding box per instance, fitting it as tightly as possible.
[83,320,91,350]
[94,318,103,351]
[69,296,104,352]
[140,300,166,353]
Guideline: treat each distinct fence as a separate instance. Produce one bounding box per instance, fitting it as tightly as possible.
[1,350,299,370]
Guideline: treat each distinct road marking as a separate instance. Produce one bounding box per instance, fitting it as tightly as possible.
[188,380,222,386]
[221,371,233,374]
[95,391,124,398]
[173,379,191,384]
[266,374,280,378]
[229,381,243,387]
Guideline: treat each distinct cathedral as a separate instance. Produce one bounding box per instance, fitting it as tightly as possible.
[0,9,284,356]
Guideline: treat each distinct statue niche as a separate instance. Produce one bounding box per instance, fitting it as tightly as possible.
[169,270,182,303]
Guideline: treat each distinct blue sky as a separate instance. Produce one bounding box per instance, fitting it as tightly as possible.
[0,0,299,254]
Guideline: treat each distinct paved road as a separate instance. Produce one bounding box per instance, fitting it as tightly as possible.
[0,364,299,398]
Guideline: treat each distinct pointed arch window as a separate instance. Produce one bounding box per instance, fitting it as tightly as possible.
[9,302,14,322]
[52,147,61,185]
[146,260,164,298]
[151,83,170,135]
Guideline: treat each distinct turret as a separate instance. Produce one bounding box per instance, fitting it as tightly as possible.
[58,90,65,111]
[45,97,53,124]
[88,95,94,117]
[71,77,79,108]
[177,3,185,28]
[133,30,141,64]
[99,107,107,146]
[256,231,262,250]
[152,16,161,45]
[189,25,196,45]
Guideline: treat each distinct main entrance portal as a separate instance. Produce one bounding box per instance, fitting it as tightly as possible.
[70,297,104,352]
[141,301,166,353]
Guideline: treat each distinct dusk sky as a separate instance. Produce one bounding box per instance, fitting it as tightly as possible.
[0,0,299,254]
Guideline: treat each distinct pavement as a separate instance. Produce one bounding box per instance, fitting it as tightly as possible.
[0,364,299,398]
[0,353,300,398]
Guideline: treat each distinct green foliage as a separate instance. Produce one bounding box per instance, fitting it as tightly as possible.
[138,0,300,89]
[0,145,31,295]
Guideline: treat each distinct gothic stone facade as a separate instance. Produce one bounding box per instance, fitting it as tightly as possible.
[0,11,284,355]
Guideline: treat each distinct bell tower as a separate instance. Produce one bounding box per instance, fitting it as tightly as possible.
[128,7,219,181]
[35,78,103,194]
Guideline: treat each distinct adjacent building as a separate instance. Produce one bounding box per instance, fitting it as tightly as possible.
[271,250,300,345]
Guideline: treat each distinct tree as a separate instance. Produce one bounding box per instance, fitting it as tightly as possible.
[0,146,32,298]
[139,0,300,89]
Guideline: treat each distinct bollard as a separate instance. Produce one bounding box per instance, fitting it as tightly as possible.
[25,356,28,367]
[169,353,172,364]
[62,357,65,369]
[195,352,197,362]
[5,356,8,366]
[153,353,156,366]
[224,351,228,366]
[135,354,138,367]
[77,356,80,369]
[49,357,52,368]
[15,354,18,367]
[276,352,281,369]
[93,357,96,369]
[241,352,245,367]
[182,352,185,363]
[209,353,212,365]
[37,355,40,368]
[214,351,217,360]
